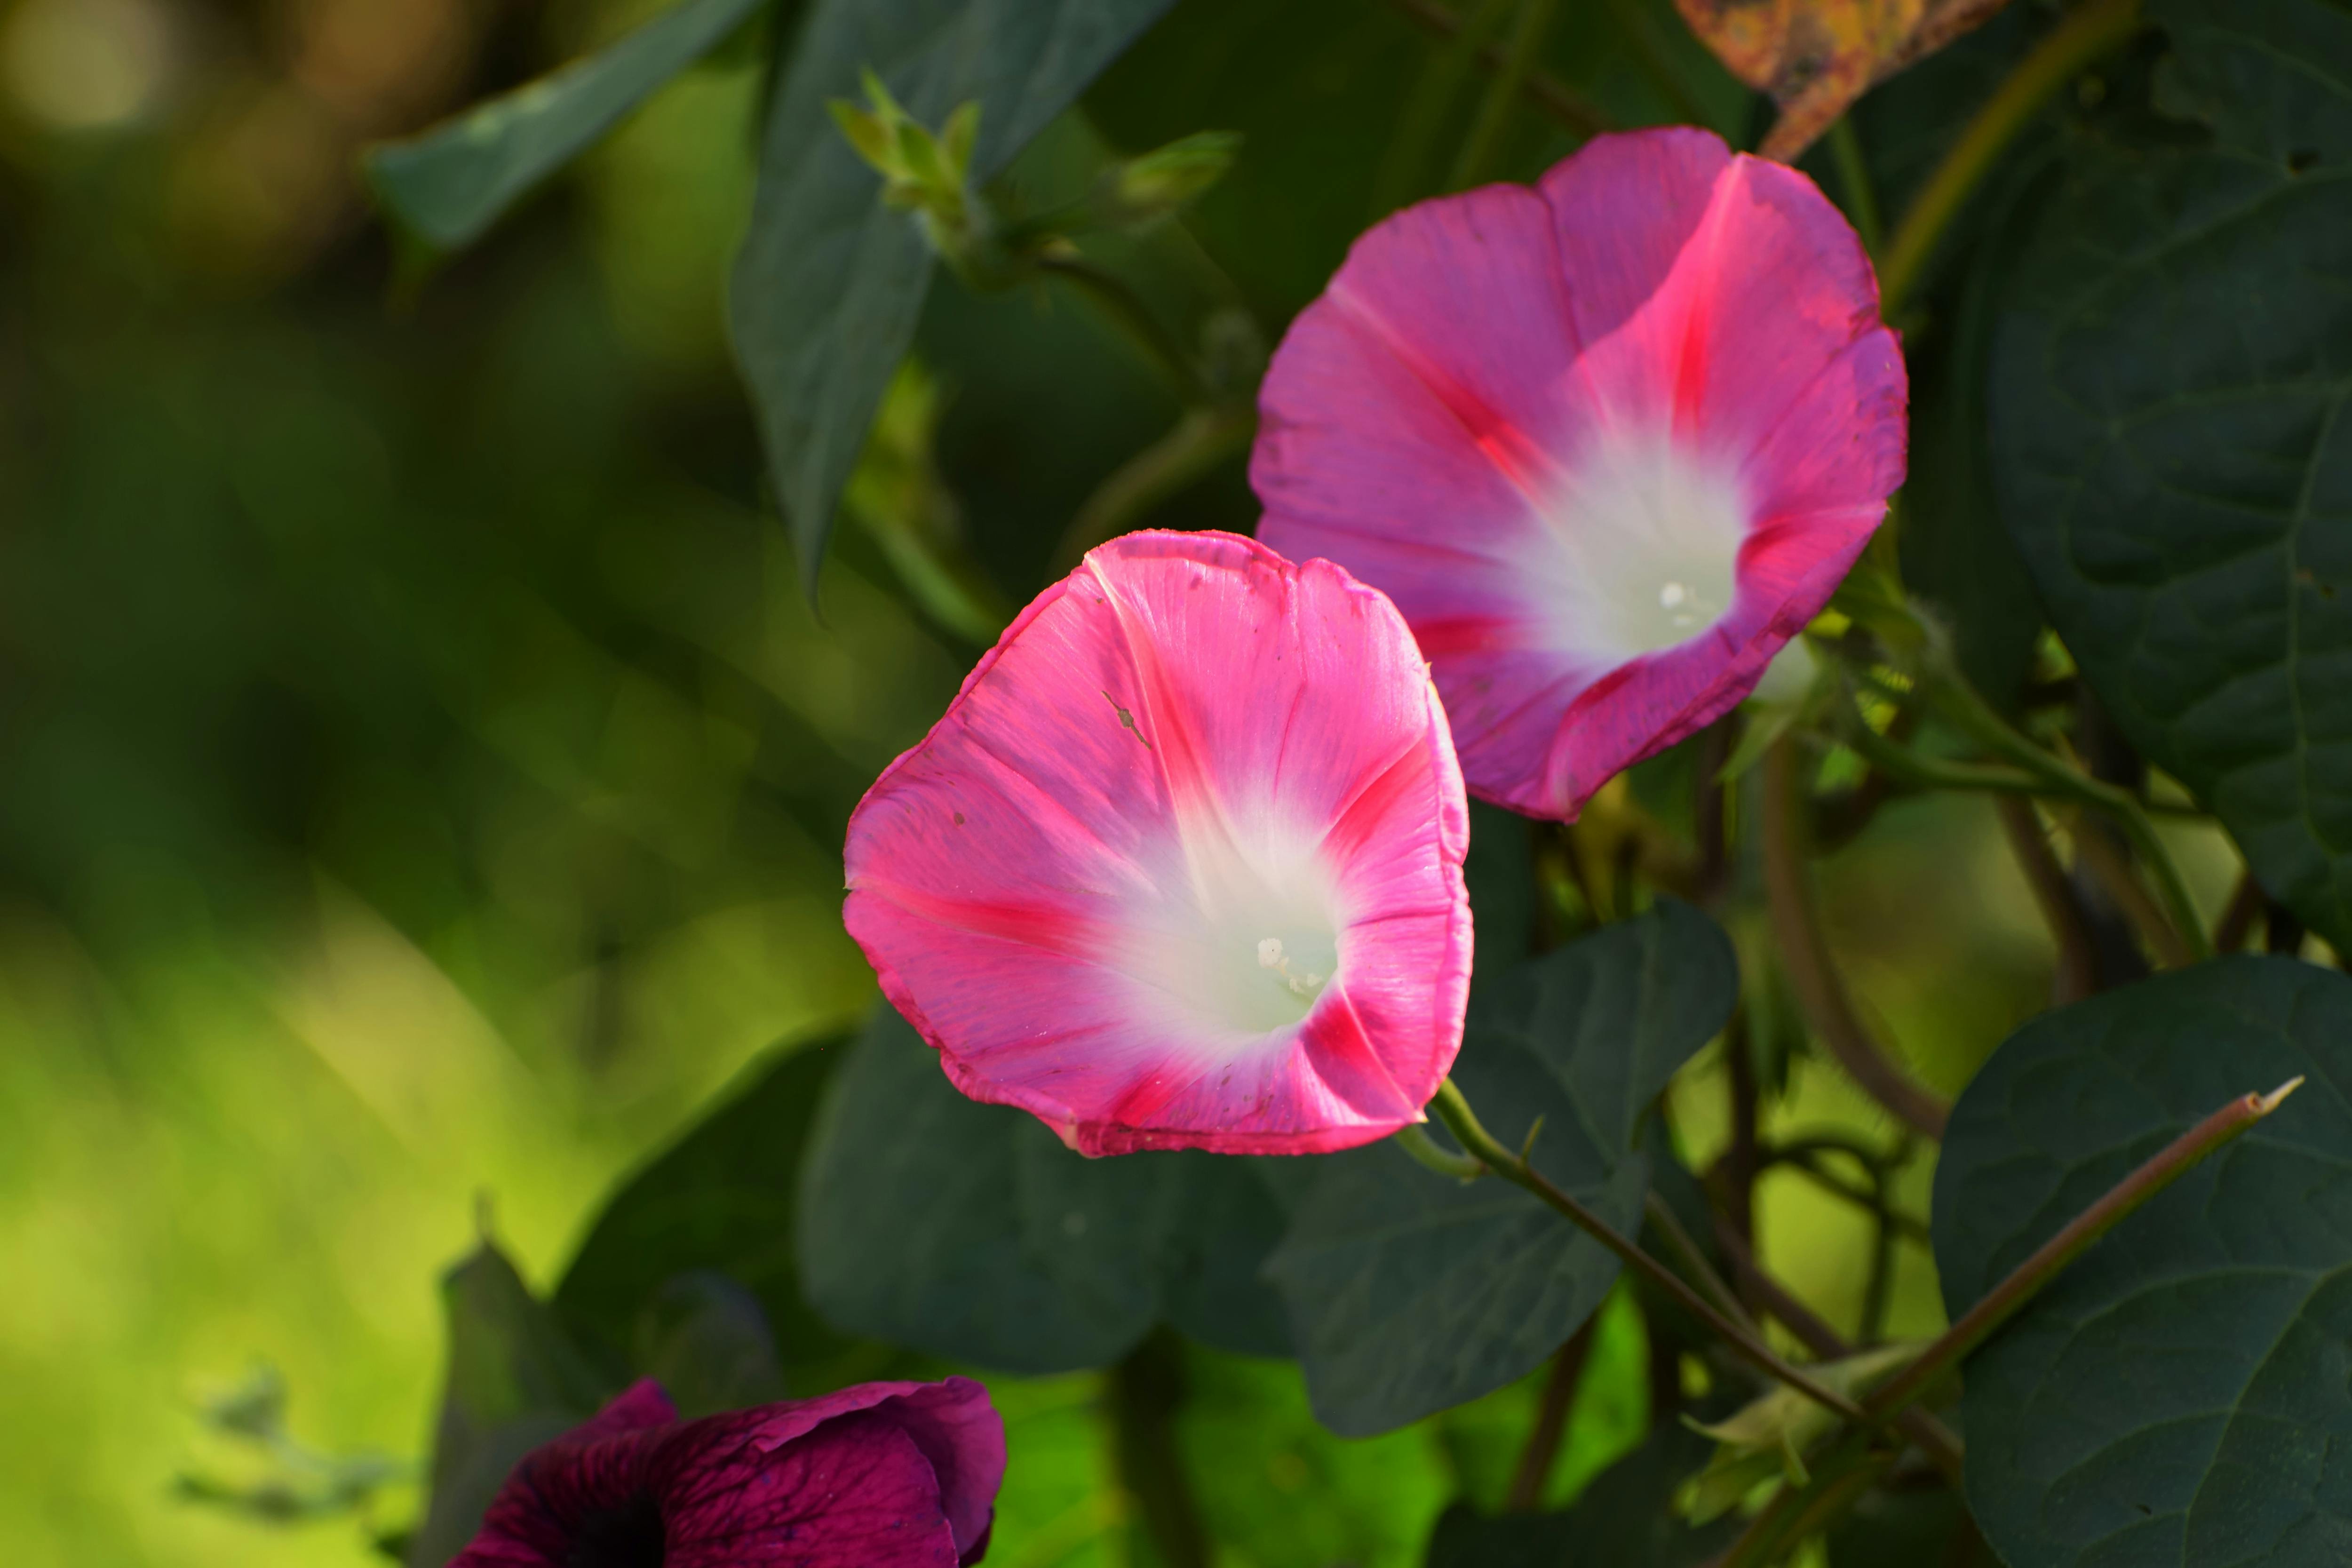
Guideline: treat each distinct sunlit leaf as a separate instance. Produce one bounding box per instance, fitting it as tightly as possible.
[1933,956,2352,1568]
[365,0,769,251]
[407,1242,607,1568]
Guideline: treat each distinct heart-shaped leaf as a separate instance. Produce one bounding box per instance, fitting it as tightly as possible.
[795,1005,1291,1371]
[1933,955,2352,1568]
[1267,901,1738,1437]
[366,0,768,252]
[555,1035,857,1382]
[1991,0,2352,952]
[730,0,1176,588]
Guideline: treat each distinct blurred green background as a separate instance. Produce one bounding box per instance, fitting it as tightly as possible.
[0,1,2248,1564]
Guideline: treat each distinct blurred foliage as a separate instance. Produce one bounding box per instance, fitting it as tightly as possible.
[0,0,2268,1565]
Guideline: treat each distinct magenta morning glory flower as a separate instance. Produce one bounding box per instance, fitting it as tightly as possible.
[844,529,1471,1156]
[453,1376,1003,1567]
[1253,127,1907,820]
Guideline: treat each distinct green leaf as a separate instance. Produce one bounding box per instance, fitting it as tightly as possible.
[1423,1414,1732,1567]
[408,1242,608,1568]
[1265,902,1738,1436]
[1826,1488,1983,1567]
[629,1272,791,1418]
[364,0,769,252]
[794,1005,1291,1370]
[1464,799,1539,985]
[1989,0,2352,947]
[1931,955,2352,1568]
[554,1035,859,1384]
[729,0,1176,589]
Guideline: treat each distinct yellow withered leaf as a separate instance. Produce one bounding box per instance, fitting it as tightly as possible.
[1675,0,2013,162]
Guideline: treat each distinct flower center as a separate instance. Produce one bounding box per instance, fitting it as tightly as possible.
[567,1492,666,1568]
[1533,426,1748,664]
[1118,811,1346,1041]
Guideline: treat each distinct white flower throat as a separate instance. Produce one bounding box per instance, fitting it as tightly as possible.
[1531,426,1748,663]
[1117,809,1346,1042]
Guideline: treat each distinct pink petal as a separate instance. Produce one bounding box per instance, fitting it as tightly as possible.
[1254,127,1907,820]
[665,1413,960,1567]
[844,531,1471,1156]
[737,1377,1003,1561]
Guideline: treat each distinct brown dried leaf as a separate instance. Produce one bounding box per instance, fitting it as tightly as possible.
[1674,0,2014,161]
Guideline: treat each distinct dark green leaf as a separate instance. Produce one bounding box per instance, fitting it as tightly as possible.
[794,1005,1291,1370]
[1899,146,2052,709]
[730,0,1175,587]
[1990,0,2352,947]
[408,1242,607,1568]
[1423,1416,1732,1567]
[1266,902,1738,1436]
[554,1035,857,1382]
[630,1272,790,1418]
[365,0,769,251]
[1932,955,2352,1568]
[1466,799,1539,985]
[1827,1487,1984,1566]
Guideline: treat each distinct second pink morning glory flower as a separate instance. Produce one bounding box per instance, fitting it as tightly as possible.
[1253,127,1907,820]
[843,530,1471,1157]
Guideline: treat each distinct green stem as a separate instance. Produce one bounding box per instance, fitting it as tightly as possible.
[1394,1122,1487,1181]
[1878,0,2143,315]
[1863,1078,2302,1423]
[1924,668,2214,963]
[1447,0,1565,189]
[1827,116,1884,257]
[1389,0,1608,139]
[1107,1329,1211,1568]
[1644,1190,1759,1334]
[1506,1324,1593,1511]
[1427,1081,1868,1424]
[1713,1444,1890,1568]
[1035,253,1210,403]
[1049,403,1254,573]
[1375,0,1518,213]
[1760,740,1954,1141]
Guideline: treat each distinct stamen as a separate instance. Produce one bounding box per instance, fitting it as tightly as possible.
[1255,937,1328,1001]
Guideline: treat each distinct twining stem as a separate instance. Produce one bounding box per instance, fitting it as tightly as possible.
[1713,1445,1894,1568]
[1388,0,1610,138]
[2066,808,2195,969]
[2212,870,2264,953]
[1923,669,2214,964]
[1760,740,1954,1140]
[1877,0,2143,314]
[1766,1146,1931,1246]
[1507,1322,1594,1510]
[1995,796,2101,1003]
[1644,1191,1759,1334]
[1448,0,1565,188]
[1035,253,1210,404]
[1427,1080,1869,1424]
[1862,1078,2303,1422]
[1710,1221,1964,1482]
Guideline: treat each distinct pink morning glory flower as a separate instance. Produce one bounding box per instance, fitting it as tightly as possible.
[453,1376,1003,1568]
[843,530,1471,1156]
[1253,127,1907,820]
